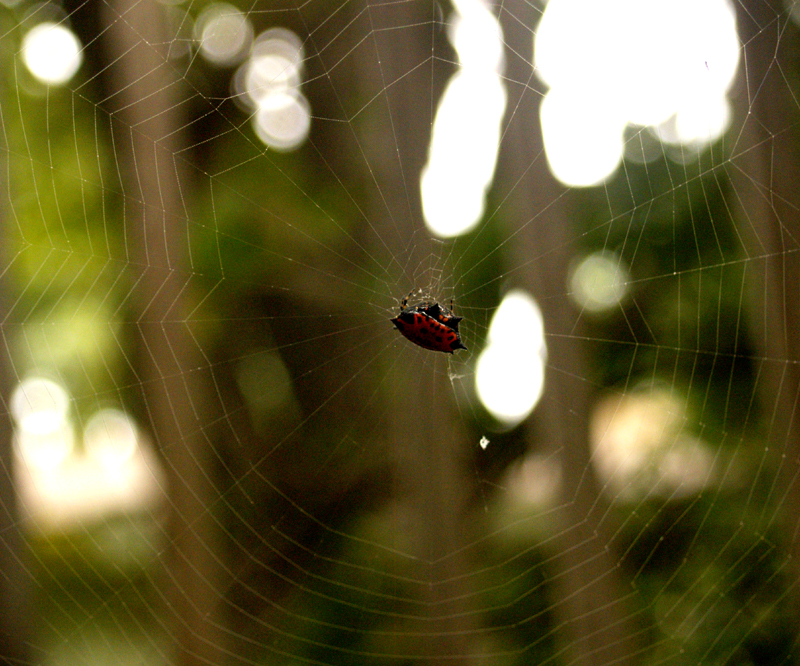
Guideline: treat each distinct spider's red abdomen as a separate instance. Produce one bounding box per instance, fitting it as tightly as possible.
[391,301,467,354]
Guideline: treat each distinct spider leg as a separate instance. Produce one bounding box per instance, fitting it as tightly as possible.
[399,289,414,312]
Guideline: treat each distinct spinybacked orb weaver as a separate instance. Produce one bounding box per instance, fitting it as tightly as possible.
[391,291,467,354]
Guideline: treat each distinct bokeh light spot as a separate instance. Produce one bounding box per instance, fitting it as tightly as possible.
[421,0,506,238]
[476,290,547,426]
[534,0,740,186]
[570,251,630,312]
[84,409,139,469]
[196,3,253,66]
[236,28,310,151]
[253,93,310,151]
[591,388,717,498]
[11,377,74,470]
[22,22,82,85]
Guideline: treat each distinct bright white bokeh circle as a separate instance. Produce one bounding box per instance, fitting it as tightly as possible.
[10,377,74,470]
[420,0,506,238]
[22,22,83,85]
[195,3,253,66]
[475,290,547,426]
[236,28,310,151]
[252,92,311,151]
[84,409,139,469]
[534,0,740,186]
[11,376,70,433]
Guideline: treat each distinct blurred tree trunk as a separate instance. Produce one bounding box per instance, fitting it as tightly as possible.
[101,2,228,665]
[358,3,477,662]
[497,4,639,665]
[731,0,800,623]
[0,373,28,661]
[0,151,30,664]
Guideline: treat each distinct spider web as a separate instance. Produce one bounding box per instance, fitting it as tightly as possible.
[0,1,799,665]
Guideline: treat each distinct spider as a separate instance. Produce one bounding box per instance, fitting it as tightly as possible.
[391,291,467,353]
